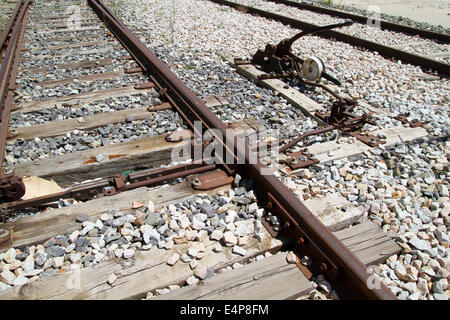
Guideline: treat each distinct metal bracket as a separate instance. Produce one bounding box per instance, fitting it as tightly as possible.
[147,102,172,112]
[316,110,385,147]
[395,114,425,128]
[6,129,18,139]
[124,67,143,74]
[113,175,126,192]
[315,110,332,123]
[0,168,25,203]
[191,171,234,190]
[286,149,319,170]
[261,217,279,238]
[134,81,155,90]
[104,174,126,196]
[345,130,385,147]
[233,57,252,65]
[159,87,168,96]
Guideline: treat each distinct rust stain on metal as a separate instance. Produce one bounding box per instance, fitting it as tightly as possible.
[108,154,127,160]
[286,149,319,170]
[296,260,313,280]
[134,81,155,90]
[83,154,128,164]
[83,157,97,165]
[124,67,143,74]
[395,114,426,128]
[148,102,172,112]
[192,171,233,191]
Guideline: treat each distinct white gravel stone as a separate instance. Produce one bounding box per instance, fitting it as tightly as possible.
[187,248,198,258]
[286,251,297,264]
[232,245,247,256]
[3,248,16,264]
[434,229,449,243]
[95,252,106,263]
[409,237,431,251]
[248,202,258,214]
[194,265,208,280]
[0,270,15,285]
[237,236,248,246]
[155,288,170,295]
[70,253,81,264]
[196,230,208,242]
[52,256,64,268]
[186,275,199,285]
[318,280,332,294]
[210,229,223,241]
[123,248,135,259]
[0,281,10,291]
[189,260,199,269]
[114,248,123,258]
[143,228,160,244]
[166,253,180,266]
[22,259,34,272]
[178,215,191,229]
[181,253,192,263]
[223,231,237,246]
[13,276,28,286]
[147,201,155,212]
[185,230,198,241]
[107,273,117,285]
[69,230,79,243]
[438,184,449,197]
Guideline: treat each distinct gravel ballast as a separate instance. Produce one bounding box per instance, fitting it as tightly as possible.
[105,0,449,300]
[2,0,448,300]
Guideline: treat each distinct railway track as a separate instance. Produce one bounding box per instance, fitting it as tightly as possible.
[268,0,450,43]
[208,0,450,76]
[0,0,447,301]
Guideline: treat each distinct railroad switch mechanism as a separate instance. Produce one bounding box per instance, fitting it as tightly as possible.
[279,98,386,155]
[314,99,386,148]
[250,20,353,85]
[246,19,386,154]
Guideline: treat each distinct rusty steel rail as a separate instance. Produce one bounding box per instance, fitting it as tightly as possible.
[0,0,24,57]
[268,0,450,43]
[0,0,31,202]
[208,0,450,77]
[87,0,396,299]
